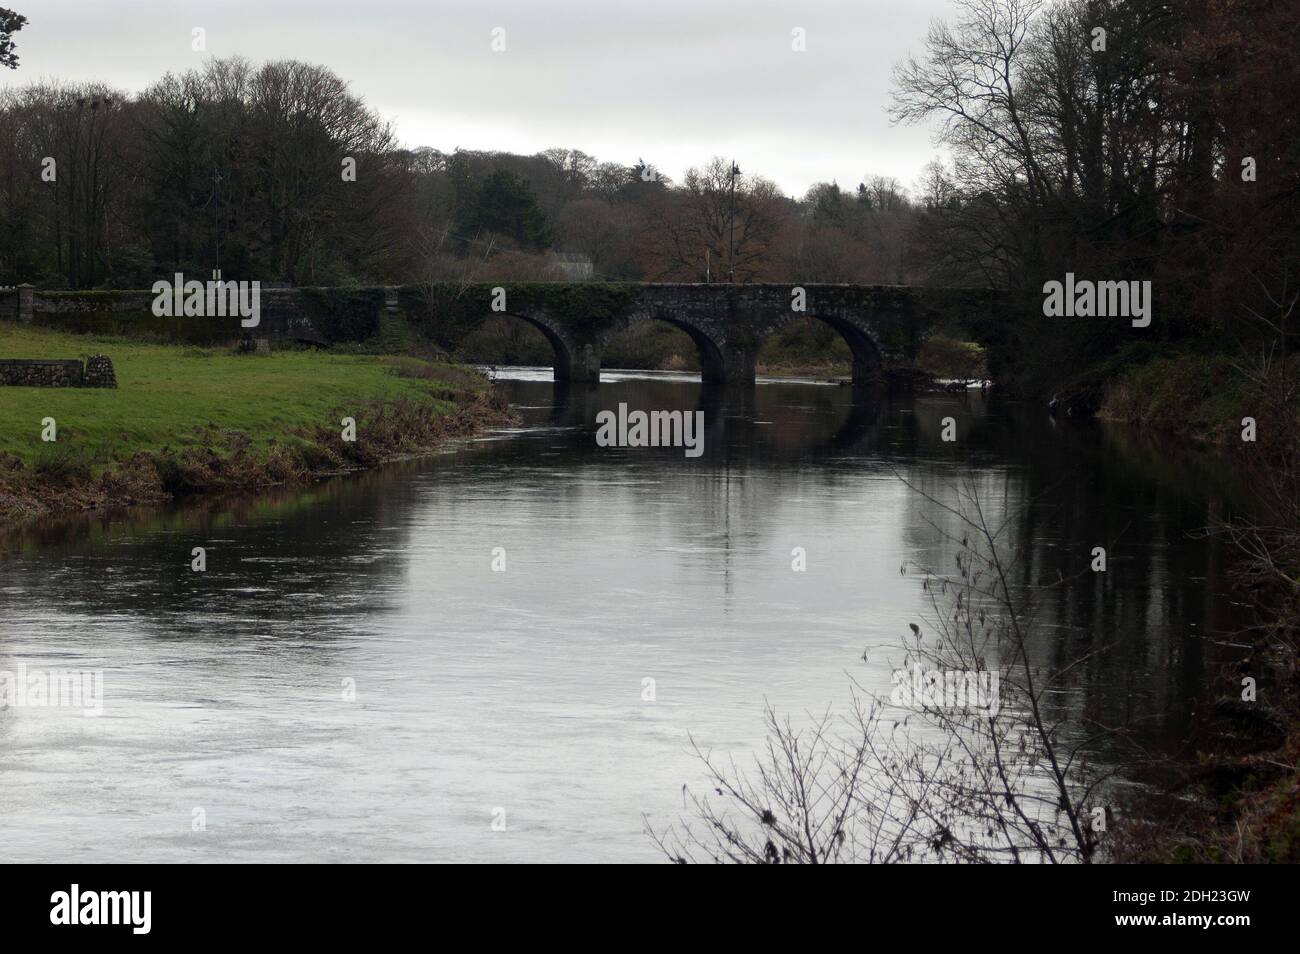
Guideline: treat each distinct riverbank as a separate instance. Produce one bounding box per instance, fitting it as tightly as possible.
[1040,343,1298,445]
[1093,349,1300,862]
[0,323,515,532]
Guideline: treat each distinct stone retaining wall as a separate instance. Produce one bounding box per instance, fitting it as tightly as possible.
[0,355,117,388]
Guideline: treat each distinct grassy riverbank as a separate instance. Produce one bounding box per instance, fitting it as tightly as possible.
[0,323,513,529]
[1022,339,1299,447]
[1093,348,1297,441]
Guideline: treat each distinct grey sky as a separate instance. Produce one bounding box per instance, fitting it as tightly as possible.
[9,0,956,196]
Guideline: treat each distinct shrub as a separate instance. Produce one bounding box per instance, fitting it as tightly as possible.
[31,445,94,483]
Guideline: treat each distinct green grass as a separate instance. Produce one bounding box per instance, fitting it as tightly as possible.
[0,322,476,469]
[1096,350,1261,441]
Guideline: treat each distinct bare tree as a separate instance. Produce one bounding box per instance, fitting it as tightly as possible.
[641,157,783,282]
[650,475,1121,863]
[1215,272,1300,661]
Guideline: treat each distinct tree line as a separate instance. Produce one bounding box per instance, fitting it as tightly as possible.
[891,0,1299,393]
[0,0,1293,381]
[0,56,922,291]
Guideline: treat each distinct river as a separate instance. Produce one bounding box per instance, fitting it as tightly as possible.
[0,369,1245,862]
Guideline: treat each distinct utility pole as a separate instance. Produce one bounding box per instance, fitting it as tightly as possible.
[728,161,740,283]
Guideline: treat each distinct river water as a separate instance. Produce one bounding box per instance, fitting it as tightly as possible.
[0,370,1245,862]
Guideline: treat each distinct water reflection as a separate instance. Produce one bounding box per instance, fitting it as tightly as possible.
[0,369,1246,861]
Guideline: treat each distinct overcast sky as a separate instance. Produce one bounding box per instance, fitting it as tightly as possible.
[7,0,956,196]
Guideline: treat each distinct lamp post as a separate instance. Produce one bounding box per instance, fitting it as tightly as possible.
[727,161,740,283]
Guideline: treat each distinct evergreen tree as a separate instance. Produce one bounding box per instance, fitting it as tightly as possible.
[0,7,26,70]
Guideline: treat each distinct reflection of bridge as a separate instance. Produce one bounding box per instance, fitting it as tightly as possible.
[419,283,1002,388]
[547,378,891,457]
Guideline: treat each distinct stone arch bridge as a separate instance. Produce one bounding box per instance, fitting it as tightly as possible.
[414,282,1003,387]
[7,282,1002,388]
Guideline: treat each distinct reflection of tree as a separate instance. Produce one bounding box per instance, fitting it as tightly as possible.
[898,402,1249,758]
[0,465,423,643]
[653,485,1109,864]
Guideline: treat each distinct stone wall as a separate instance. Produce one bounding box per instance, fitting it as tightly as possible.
[0,355,118,388]
[24,287,367,345]
[0,284,32,322]
[84,355,118,388]
[0,359,85,387]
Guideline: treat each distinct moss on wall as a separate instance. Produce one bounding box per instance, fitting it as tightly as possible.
[30,309,245,344]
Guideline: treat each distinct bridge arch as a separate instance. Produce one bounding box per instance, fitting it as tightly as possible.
[810,312,885,383]
[599,310,728,383]
[505,311,573,379]
[467,309,598,382]
[762,310,886,386]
